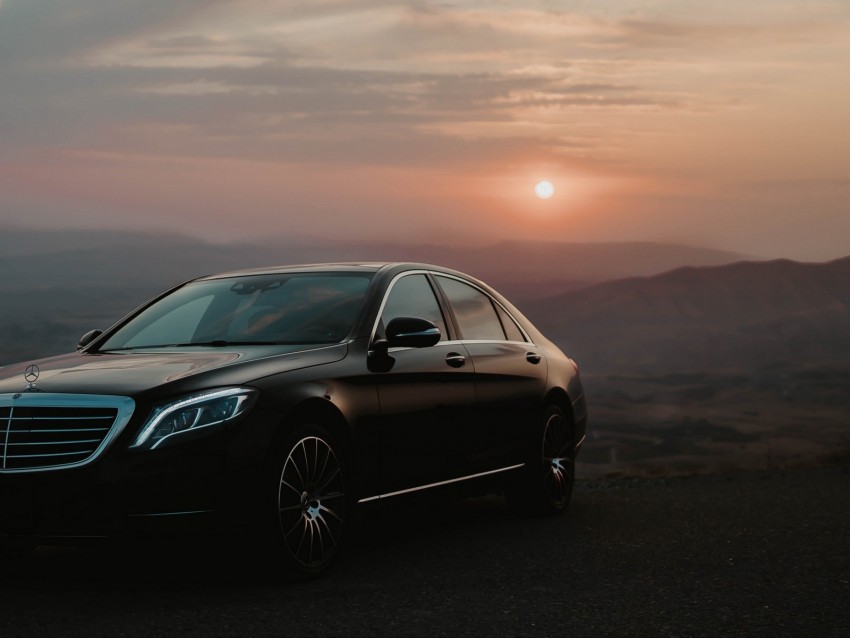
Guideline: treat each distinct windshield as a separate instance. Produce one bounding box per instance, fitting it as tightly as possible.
[98,273,373,351]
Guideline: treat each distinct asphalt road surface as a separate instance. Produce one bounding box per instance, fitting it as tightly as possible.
[1,467,848,637]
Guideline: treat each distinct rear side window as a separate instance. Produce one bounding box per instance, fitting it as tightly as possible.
[436,276,505,341]
[496,304,526,342]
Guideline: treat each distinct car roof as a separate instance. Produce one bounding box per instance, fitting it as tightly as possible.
[196,262,468,281]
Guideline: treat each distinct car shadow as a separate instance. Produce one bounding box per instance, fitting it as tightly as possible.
[0,493,576,589]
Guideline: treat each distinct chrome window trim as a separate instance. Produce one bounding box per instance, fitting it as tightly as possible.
[0,393,135,474]
[357,463,525,503]
[383,339,537,355]
[370,269,534,346]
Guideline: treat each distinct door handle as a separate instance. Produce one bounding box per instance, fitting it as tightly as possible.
[526,352,542,364]
[445,353,466,368]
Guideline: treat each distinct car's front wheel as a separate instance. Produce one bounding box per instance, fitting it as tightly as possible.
[505,404,575,516]
[265,423,348,580]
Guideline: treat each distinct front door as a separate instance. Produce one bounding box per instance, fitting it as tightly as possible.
[371,273,475,494]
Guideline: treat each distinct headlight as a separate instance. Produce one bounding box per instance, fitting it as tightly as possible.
[131,387,257,450]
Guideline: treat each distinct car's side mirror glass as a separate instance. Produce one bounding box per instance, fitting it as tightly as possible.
[77,329,103,351]
[385,317,440,349]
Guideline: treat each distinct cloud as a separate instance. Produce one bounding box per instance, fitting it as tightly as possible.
[0,0,232,65]
[1,1,814,163]
[1,0,849,258]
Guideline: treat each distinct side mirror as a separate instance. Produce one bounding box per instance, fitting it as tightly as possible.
[385,317,441,349]
[77,329,103,351]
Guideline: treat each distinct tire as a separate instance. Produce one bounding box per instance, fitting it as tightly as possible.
[505,404,575,516]
[264,422,349,580]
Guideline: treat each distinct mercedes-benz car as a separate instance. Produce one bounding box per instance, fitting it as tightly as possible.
[0,263,586,579]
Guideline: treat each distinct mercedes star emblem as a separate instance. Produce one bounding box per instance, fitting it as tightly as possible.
[24,364,40,384]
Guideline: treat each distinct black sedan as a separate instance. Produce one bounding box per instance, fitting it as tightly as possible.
[0,263,586,579]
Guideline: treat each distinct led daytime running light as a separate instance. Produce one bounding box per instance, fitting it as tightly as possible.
[132,387,255,449]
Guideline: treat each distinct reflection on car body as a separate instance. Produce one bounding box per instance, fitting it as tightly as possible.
[0,263,586,579]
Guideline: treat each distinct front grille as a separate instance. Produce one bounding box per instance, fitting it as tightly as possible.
[0,394,135,473]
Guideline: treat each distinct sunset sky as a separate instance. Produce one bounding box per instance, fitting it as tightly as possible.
[1,0,848,260]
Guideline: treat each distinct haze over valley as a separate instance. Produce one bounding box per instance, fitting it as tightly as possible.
[2,228,846,477]
[522,256,850,476]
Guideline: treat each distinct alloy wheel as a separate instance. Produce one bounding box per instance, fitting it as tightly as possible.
[542,411,574,507]
[277,435,346,569]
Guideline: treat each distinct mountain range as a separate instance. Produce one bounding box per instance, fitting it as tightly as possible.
[0,227,746,364]
[0,227,746,295]
[522,256,850,374]
[1,228,846,373]
[1,227,847,375]
[1,227,847,474]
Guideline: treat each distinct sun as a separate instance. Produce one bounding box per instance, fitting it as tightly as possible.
[534,180,555,199]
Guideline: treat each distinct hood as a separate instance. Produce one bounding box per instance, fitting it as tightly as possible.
[0,344,348,397]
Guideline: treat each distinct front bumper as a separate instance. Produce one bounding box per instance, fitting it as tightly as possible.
[0,410,280,540]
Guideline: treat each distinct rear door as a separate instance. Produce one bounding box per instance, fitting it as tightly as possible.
[433,274,547,474]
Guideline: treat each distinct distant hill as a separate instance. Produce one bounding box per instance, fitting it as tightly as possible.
[0,227,747,365]
[524,257,850,374]
[0,226,745,293]
[3,232,847,473]
[280,239,748,301]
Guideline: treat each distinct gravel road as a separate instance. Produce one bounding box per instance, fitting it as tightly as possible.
[1,467,848,637]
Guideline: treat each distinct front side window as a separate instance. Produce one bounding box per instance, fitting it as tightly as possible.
[436,276,505,341]
[99,273,373,350]
[380,274,447,340]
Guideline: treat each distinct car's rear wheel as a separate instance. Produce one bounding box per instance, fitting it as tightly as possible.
[505,404,575,516]
[265,423,348,580]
